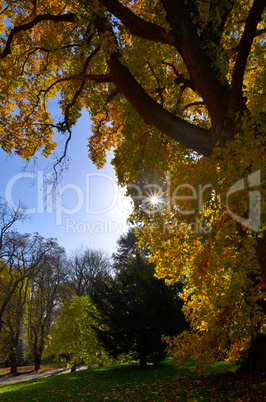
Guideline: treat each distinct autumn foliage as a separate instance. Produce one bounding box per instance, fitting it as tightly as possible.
[0,0,265,372]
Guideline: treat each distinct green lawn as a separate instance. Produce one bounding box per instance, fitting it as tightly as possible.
[0,360,265,401]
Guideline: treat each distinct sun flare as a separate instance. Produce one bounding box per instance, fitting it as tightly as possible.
[144,190,164,211]
[150,195,160,205]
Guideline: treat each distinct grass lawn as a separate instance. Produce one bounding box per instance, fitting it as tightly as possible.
[0,360,265,401]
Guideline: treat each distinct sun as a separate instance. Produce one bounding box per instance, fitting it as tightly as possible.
[141,185,165,213]
[149,195,160,205]
[143,190,164,212]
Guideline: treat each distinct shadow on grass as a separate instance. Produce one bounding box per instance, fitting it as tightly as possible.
[0,360,265,401]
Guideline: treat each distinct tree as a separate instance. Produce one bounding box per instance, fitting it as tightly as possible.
[112,226,149,266]
[0,232,58,336]
[3,277,29,374]
[0,262,29,373]
[0,233,66,372]
[0,199,27,350]
[68,248,110,297]
[27,241,67,371]
[91,229,188,366]
[0,1,265,371]
[0,199,26,256]
[46,296,109,371]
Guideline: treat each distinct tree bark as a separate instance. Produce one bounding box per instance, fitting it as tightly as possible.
[10,350,17,374]
[71,364,77,372]
[32,330,43,371]
[34,354,41,372]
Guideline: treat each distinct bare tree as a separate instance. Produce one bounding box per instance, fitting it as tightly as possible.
[69,248,110,297]
[0,199,26,256]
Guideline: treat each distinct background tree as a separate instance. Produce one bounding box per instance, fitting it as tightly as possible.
[0,233,67,372]
[27,240,67,371]
[68,248,110,297]
[0,232,57,336]
[0,261,29,373]
[0,0,265,372]
[0,199,26,256]
[46,296,109,371]
[91,229,188,366]
[3,277,29,374]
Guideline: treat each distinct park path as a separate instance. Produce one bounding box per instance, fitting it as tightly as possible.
[0,365,88,386]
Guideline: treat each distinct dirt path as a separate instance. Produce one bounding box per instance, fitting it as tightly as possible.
[0,365,88,386]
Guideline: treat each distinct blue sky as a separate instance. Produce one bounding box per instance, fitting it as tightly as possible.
[0,110,132,256]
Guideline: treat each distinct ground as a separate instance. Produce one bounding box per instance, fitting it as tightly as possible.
[0,361,265,401]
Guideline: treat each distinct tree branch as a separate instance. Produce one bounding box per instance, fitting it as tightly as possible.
[160,0,228,121]
[92,10,216,156]
[147,60,164,106]
[108,52,215,156]
[96,0,176,45]
[53,46,109,175]
[183,102,205,112]
[230,0,265,109]
[0,13,75,59]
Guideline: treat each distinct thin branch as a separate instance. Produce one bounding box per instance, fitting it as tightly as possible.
[0,13,75,59]
[53,47,105,176]
[152,133,168,173]
[20,43,81,75]
[39,71,111,100]
[52,84,83,177]
[183,101,205,111]
[0,4,9,16]
[146,60,164,106]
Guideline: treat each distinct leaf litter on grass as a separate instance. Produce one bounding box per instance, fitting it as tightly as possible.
[0,362,265,401]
